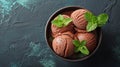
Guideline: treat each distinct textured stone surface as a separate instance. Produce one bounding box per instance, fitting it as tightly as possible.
[0,0,120,67]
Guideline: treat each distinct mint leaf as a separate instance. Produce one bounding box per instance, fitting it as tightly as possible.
[91,16,98,23]
[87,22,97,32]
[73,40,81,47]
[63,18,72,26]
[79,46,89,55]
[58,14,64,20]
[84,12,109,32]
[52,19,63,27]
[86,13,98,32]
[51,14,72,27]
[97,13,109,27]
[73,40,90,55]
[84,12,94,22]
[74,47,79,53]
[80,40,87,46]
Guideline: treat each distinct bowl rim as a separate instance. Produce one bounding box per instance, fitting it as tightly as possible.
[45,6,102,62]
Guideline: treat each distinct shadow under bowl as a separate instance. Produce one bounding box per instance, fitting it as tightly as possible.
[45,6,102,62]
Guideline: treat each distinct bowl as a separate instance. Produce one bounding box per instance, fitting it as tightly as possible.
[45,6,102,62]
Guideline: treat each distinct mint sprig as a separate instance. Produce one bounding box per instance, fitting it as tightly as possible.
[84,12,109,32]
[73,40,89,55]
[52,14,72,27]
[97,13,109,27]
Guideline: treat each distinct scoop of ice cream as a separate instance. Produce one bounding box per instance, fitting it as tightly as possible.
[71,9,88,30]
[51,15,74,38]
[75,31,97,52]
[52,34,74,57]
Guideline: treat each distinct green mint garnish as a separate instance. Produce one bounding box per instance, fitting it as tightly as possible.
[73,40,89,55]
[79,46,89,55]
[97,13,109,27]
[52,14,72,27]
[84,12,109,32]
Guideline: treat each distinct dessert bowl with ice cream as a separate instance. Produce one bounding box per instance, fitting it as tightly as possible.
[45,6,108,61]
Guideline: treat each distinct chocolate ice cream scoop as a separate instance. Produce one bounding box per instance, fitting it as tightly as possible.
[71,9,88,30]
[51,15,74,38]
[75,31,97,52]
[52,34,74,57]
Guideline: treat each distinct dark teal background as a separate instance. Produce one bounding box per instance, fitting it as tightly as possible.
[0,0,120,67]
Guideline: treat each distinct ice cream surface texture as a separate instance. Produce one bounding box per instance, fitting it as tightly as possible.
[71,9,88,30]
[52,33,74,57]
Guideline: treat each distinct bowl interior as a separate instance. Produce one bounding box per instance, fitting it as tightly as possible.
[45,6,102,62]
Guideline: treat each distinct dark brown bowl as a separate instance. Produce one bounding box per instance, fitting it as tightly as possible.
[45,6,102,62]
